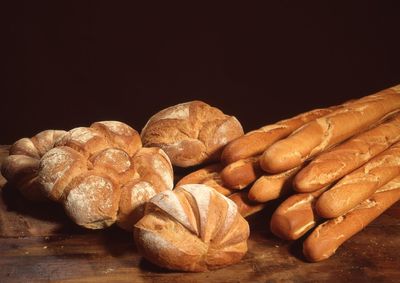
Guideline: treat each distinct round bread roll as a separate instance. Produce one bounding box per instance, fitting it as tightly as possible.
[63,171,121,229]
[134,184,250,272]
[1,129,67,201]
[141,101,244,167]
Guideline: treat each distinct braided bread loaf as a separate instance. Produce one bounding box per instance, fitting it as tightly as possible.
[134,184,250,272]
[2,121,174,230]
[141,101,244,167]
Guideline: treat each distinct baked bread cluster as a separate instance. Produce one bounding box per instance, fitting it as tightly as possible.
[2,121,173,230]
[1,102,250,272]
[2,87,400,272]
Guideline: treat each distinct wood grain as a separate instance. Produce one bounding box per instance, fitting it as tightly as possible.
[0,145,399,282]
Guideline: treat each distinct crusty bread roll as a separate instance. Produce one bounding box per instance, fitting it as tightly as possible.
[141,101,244,167]
[221,107,337,165]
[261,85,400,173]
[176,163,235,196]
[294,112,400,192]
[1,130,67,201]
[316,141,400,219]
[303,177,400,262]
[134,184,250,272]
[220,156,262,189]
[63,170,121,229]
[2,121,174,230]
[248,166,300,203]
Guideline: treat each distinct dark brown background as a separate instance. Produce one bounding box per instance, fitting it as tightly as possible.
[3,1,400,144]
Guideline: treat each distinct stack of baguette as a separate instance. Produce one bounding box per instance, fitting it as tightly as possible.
[176,84,400,262]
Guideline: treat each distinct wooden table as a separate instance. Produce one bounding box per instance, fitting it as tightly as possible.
[0,145,399,282]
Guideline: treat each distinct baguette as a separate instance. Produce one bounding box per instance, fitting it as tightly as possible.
[295,112,400,192]
[220,156,262,189]
[221,108,336,165]
[229,190,266,217]
[316,141,400,218]
[261,86,400,173]
[303,177,400,262]
[176,163,234,196]
[248,166,300,203]
[270,186,328,240]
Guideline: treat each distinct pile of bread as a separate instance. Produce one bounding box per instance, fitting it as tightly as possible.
[2,86,400,272]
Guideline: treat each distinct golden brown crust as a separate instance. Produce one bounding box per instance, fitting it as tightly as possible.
[261,87,400,173]
[115,147,175,231]
[2,130,67,201]
[90,121,142,157]
[303,180,400,262]
[134,184,250,272]
[221,108,336,165]
[228,190,266,218]
[270,187,328,240]
[63,171,121,229]
[2,121,174,230]
[220,156,262,189]
[315,141,400,218]
[248,166,300,202]
[141,101,244,167]
[295,112,400,192]
[176,163,235,196]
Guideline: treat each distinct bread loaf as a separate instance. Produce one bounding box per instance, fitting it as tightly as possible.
[176,163,235,196]
[221,107,337,165]
[134,184,250,272]
[1,130,67,201]
[2,121,174,230]
[295,112,400,192]
[141,101,244,167]
[270,186,328,240]
[220,156,262,189]
[316,141,400,218]
[248,166,300,203]
[261,86,400,173]
[303,177,400,262]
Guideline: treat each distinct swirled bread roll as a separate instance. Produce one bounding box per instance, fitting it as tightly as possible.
[134,184,250,272]
[141,101,244,167]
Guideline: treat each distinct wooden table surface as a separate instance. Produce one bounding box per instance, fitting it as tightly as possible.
[0,145,399,283]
